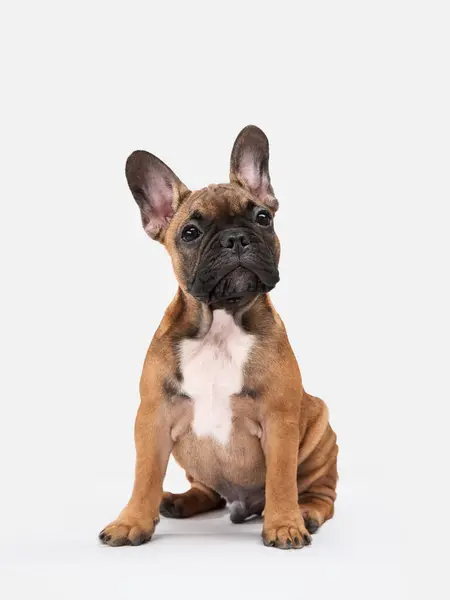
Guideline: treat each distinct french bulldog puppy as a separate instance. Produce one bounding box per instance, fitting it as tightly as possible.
[99,126,338,550]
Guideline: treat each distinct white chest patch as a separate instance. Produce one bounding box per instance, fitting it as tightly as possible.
[179,310,254,446]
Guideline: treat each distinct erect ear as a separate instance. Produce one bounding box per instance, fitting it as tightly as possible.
[125,150,190,240]
[230,125,278,212]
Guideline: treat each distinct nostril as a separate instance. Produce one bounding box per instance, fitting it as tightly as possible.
[220,230,250,249]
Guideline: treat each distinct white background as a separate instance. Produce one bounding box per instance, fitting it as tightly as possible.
[1,1,449,598]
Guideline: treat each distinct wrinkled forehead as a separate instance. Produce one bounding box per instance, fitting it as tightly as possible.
[181,184,252,219]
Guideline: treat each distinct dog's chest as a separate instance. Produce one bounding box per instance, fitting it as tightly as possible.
[179,310,254,446]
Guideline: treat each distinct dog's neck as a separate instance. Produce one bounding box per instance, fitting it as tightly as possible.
[164,288,275,341]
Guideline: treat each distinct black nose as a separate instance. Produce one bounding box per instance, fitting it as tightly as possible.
[220,229,250,250]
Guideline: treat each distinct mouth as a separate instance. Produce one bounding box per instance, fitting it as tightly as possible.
[187,239,280,309]
[207,266,275,306]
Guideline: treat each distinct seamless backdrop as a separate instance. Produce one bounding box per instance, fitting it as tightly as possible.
[1,1,449,599]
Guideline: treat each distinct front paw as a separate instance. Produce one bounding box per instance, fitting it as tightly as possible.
[262,515,312,550]
[99,514,159,547]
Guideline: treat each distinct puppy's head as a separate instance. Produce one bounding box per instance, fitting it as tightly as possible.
[125,126,280,310]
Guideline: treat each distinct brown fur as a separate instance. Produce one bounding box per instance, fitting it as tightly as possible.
[99,128,338,550]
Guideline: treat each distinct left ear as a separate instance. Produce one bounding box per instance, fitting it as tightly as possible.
[125,150,190,241]
[229,125,278,212]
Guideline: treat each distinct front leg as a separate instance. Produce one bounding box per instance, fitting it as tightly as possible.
[262,414,312,550]
[99,402,172,546]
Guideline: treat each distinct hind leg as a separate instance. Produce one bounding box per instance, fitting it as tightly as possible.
[298,454,338,534]
[160,477,225,519]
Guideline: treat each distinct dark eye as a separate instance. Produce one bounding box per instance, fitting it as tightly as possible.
[181,224,201,242]
[255,210,272,227]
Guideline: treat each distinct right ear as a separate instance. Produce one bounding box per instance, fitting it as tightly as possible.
[125,150,190,241]
[229,125,278,212]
